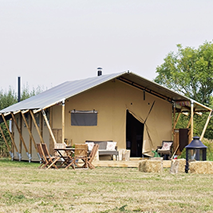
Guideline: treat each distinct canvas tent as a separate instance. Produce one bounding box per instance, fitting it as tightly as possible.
[0,71,212,161]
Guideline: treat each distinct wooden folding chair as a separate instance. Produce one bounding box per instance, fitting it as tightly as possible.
[87,144,99,169]
[66,144,88,169]
[38,143,60,169]
[48,143,70,169]
[37,143,46,168]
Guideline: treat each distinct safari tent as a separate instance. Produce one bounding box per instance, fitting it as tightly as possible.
[0,71,212,161]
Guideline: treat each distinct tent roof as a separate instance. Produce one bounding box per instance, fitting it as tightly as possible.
[0,71,211,114]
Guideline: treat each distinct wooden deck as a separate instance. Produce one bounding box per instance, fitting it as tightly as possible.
[93,159,172,168]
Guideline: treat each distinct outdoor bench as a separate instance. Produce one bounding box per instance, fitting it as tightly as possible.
[85,140,119,160]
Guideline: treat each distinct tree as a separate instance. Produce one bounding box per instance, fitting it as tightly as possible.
[0,87,17,110]
[154,41,213,105]
[0,85,43,157]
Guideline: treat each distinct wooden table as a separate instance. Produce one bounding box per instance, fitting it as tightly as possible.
[53,147,75,169]
[51,147,89,169]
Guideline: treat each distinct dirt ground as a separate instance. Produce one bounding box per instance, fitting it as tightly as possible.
[0,159,213,213]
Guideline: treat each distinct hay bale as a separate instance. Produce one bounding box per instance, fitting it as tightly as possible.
[138,160,147,172]
[190,161,213,174]
[177,159,186,173]
[139,159,163,173]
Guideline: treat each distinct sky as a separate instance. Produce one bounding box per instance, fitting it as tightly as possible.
[1,0,213,94]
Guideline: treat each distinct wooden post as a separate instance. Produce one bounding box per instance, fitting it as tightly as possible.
[11,113,29,160]
[21,111,38,154]
[30,110,45,144]
[62,100,65,143]
[190,101,194,140]
[174,112,181,129]
[172,104,176,134]
[19,114,22,158]
[187,117,192,128]
[40,111,43,138]
[42,109,57,144]
[1,114,19,157]
[200,110,212,140]
[0,124,13,158]
[29,113,32,157]
[12,118,14,155]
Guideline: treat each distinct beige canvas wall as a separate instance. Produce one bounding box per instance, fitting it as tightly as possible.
[63,79,172,156]
[13,112,50,161]
[52,105,62,129]
[12,78,172,160]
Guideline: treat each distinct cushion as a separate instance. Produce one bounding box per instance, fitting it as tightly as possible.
[106,142,117,151]
[85,142,94,151]
[161,142,172,150]
[98,142,107,149]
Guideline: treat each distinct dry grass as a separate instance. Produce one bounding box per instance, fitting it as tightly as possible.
[0,159,213,213]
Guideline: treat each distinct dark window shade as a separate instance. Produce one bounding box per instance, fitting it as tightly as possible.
[71,111,97,126]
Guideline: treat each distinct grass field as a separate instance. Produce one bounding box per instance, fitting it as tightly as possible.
[0,159,213,213]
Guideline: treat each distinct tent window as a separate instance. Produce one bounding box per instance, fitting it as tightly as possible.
[71,110,97,126]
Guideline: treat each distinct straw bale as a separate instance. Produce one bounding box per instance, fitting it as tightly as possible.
[177,159,186,173]
[190,161,213,174]
[139,159,163,173]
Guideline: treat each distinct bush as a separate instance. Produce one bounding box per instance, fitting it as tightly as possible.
[177,138,213,161]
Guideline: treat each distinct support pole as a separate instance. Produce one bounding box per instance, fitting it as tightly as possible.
[11,113,29,161]
[190,101,194,140]
[21,111,38,162]
[42,109,57,144]
[200,110,212,140]
[174,112,181,129]
[187,117,192,128]
[1,114,19,158]
[172,103,176,133]
[30,110,45,144]
[0,124,13,160]
[62,99,65,143]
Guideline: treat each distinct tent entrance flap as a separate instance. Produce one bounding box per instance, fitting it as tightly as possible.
[126,110,144,157]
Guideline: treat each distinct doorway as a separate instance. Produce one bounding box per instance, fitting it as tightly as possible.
[126,110,144,157]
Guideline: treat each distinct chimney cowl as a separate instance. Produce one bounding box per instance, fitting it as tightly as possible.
[97,67,102,76]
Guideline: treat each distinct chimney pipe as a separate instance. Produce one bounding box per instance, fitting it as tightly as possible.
[18,76,21,102]
[97,67,102,76]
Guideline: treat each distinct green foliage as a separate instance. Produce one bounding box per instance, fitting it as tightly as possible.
[21,84,43,101]
[0,87,17,110]
[155,41,213,139]
[155,41,213,105]
[178,148,186,159]
[178,139,213,161]
[0,85,43,157]
[203,139,213,161]
[152,150,160,157]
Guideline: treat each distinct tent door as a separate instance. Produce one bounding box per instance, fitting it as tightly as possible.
[126,110,144,157]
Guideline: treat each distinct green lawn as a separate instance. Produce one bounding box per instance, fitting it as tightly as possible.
[0,158,213,213]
